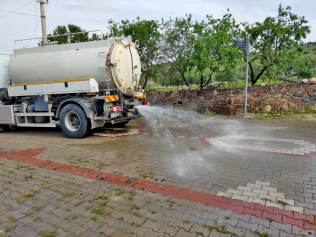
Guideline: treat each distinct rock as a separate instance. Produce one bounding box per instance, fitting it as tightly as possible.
[268,98,275,103]
[213,90,218,95]
[247,97,255,105]
[260,83,266,86]
[310,92,316,99]
[190,102,197,109]
[170,91,179,98]
[264,105,272,113]
[288,102,296,109]
[307,87,314,95]
[196,96,205,101]
[309,78,316,83]
[310,105,316,111]
[301,79,309,84]
[281,102,289,111]
[232,97,242,105]
[302,96,312,103]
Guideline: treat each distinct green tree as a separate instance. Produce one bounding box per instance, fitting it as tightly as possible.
[159,15,197,88]
[90,33,101,41]
[189,12,242,89]
[107,18,160,89]
[243,4,310,85]
[48,24,89,44]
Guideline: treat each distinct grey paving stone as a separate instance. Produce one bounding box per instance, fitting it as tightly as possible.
[127,225,148,236]
[236,220,258,232]
[110,229,133,237]
[189,223,210,237]
[279,230,297,237]
[231,213,251,223]
[142,211,162,220]
[172,219,193,231]
[157,215,178,225]
[142,219,163,231]
[270,222,292,234]
[213,208,233,218]
[171,210,191,220]
[141,229,164,237]
[157,223,180,236]
[257,224,280,237]
[188,214,207,225]
[249,216,270,228]
[112,220,132,231]
[174,228,196,237]
[77,229,100,237]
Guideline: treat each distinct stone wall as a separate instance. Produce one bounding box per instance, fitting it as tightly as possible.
[146,83,316,115]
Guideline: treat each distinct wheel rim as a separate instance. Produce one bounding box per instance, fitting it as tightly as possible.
[64,111,81,132]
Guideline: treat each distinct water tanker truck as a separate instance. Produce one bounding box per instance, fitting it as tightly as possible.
[0,36,148,138]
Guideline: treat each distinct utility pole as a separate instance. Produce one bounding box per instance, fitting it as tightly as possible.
[36,0,48,45]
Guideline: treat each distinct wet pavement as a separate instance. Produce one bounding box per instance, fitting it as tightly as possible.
[0,112,316,237]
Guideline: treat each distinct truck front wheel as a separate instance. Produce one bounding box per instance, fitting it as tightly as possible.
[60,104,91,138]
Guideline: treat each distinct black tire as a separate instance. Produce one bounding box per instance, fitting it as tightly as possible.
[0,125,10,132]
[104,120,129,128]
[59,104,91,138]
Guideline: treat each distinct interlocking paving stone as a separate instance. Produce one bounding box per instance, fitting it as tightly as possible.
[1,119,316,236]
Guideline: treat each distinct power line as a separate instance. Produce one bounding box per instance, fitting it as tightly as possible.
[0,8,38,17]
[0,0,34,19]
[26,18,41,47]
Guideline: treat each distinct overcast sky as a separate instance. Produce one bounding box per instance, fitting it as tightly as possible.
[0,0,315,53]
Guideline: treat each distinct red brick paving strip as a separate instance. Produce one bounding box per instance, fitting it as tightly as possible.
[0,148,315,230]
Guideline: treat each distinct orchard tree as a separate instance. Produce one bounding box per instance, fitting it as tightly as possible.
[107,18,160,89]
[158,14,197,88]
[189,12,243,89]
[243,4,310,85]
[48,24,89,44]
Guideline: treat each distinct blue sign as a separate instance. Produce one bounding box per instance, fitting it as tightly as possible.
[235,40,246,48]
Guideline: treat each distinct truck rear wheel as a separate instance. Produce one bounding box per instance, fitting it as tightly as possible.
[60,104,91,138]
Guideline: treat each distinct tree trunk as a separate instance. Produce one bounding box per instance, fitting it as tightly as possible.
[200,75,204,90]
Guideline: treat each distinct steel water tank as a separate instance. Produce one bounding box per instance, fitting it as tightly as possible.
[0,52,11,89]
[8,36,142,96]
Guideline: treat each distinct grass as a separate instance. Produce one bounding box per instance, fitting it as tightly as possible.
[253,230,269,237]
[7,216,15,222]
[260,198,273,202]
[112,188,124,196]
[39,231,58,237]
[183,220,190,224]
[91,208,112,216]
[91,208,104,215]
[0,226,16,234]
[126,194,135,201]
[203,224,238,236]
[22,186,41,198]
[24,175,33,181]
[146,78,291,92]
[90,216,98,222]
[277,200,290,207]
[266,217,274,223]
[62,192,74,199]
[93,194,109,201]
